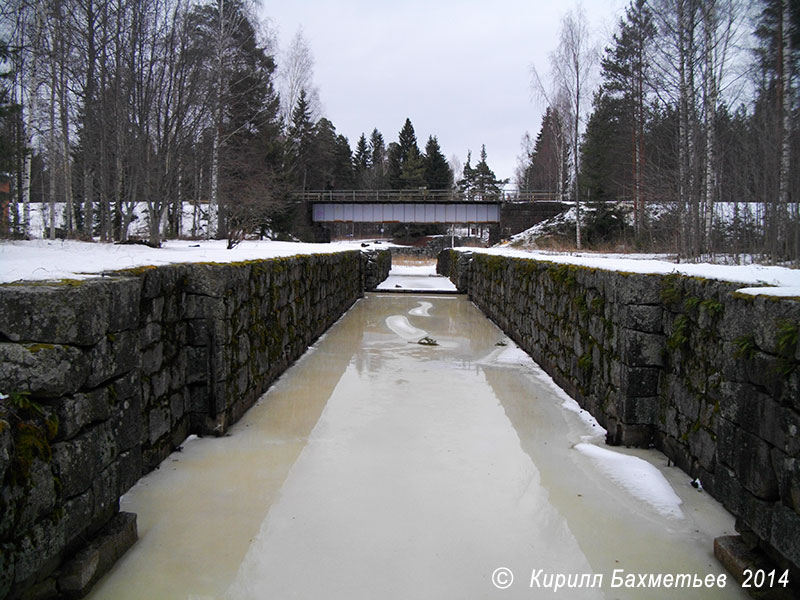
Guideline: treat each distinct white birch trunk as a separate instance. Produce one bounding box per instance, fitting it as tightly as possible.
[21,12,44,239]
[702,1,717,254]
[209,133,219,238]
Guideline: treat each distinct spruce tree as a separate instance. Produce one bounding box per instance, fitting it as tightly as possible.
[471,145,507,200]
[423,136,454,190]
[387,142,403,189]
[580,90,627,203]
[354,134,370,170]
[400,145,426,188]
[286,89,316,190]
[334,134,355,189]
[518,107,569,194]
[367,128,387,188]
[354,133,370,188]
[397,118,420,163]
[369,129,386,169]
[458,151,475,199]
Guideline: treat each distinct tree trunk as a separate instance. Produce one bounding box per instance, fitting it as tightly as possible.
[21,4,45,238]
[49,43,57,240]
[84,168,94,238]
[207,0,224,240]
[778,0,791,262]
[59,47,74,235]
[702,1,717,256]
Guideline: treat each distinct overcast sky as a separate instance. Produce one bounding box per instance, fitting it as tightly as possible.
[261,0,627,186]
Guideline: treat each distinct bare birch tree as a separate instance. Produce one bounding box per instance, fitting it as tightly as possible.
[532,4,597,249]
[278,26,321,127]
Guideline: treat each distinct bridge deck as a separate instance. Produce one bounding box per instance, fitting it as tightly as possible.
[296,189,560,204]
[312,202,500,224]
[300,190,562,224]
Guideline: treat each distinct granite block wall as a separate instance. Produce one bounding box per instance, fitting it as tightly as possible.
[0,249,388,599]
[438,249,800,576]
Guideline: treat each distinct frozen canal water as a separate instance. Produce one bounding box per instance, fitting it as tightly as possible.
[88,293,747,600]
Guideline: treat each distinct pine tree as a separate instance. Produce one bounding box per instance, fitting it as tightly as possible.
[423,136,454,190]
[599,0,656,235]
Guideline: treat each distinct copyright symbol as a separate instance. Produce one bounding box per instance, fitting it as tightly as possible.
[492,567,514,589]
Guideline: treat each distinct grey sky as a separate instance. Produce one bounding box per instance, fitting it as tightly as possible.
[262,0,627,185]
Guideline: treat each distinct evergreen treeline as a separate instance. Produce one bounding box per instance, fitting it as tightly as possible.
[518,0,799,262]
[0,0,487,246]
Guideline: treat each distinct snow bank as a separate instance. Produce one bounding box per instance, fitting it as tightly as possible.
[575,442,685,519]
[0,239,369,284]
[458,247,800,297]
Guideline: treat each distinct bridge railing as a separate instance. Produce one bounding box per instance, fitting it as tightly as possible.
[293,189,562,204]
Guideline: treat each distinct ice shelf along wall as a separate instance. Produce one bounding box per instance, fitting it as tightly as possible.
[0,249,390,600]
[437,249,800,577]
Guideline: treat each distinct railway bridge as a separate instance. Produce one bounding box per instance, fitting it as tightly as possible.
[294,190,566,242]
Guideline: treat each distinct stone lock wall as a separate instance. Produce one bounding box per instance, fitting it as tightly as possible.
[0,249,389,600]
[438,249,800,576]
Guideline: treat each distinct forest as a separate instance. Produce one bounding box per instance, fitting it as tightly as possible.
[0,0,798,263]
[518,0,799,263]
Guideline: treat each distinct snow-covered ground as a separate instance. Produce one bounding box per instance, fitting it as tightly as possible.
[376,264,458,292]
[509,201,767,248]
[0,239,371,284]
[2,238,798,298]
[12,201,210,240]
[457,247,800,297]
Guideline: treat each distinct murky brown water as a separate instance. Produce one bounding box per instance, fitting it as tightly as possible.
[87,293,747,599]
